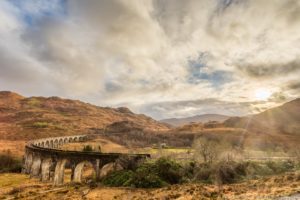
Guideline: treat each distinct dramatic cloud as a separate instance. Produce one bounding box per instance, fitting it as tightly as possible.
[0,0,299,119]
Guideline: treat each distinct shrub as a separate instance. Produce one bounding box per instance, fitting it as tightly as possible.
[221,160,292,184]
[245,162,273,177]
[215,162,238,184]
[131,174,165,188]
[102,158,297,188]
[182,161,196,180]
[131,165,166,188]
[155,157,183,184]
[194,163,214,183]
[102,168,166,188]
[266,160,295,174]
[0,151,22,173]
[102,157,182,188]
[193,161,247,184]
[130,158,183,186]
[126,161,167,188]
[242,160,296,179]
[102,170,134,187]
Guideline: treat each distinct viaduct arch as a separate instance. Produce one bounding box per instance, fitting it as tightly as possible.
[23,135,150,185]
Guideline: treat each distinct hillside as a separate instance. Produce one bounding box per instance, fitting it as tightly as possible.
[224,98,300,135]
[161,114,230,127]
[0,91,170,140]
[165,98,300,150]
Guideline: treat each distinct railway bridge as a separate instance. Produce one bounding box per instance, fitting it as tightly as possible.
[23,135,150,185]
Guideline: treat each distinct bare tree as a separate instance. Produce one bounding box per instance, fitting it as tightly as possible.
[193,137,220,164]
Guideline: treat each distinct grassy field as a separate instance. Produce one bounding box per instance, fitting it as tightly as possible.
[0,173,36,196]
[0,173,29,187]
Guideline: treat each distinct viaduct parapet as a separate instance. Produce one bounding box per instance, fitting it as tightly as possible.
[23,135,150,185]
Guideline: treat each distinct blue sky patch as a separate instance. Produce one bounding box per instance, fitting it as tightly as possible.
[9,0,66,26]
[188,52,232,88]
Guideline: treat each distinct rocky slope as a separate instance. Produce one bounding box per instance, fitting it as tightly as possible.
[0,91,169,140]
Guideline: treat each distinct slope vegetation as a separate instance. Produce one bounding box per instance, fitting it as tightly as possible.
[0,91,169,140]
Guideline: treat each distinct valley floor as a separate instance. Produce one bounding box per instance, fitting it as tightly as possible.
[1,171,299,200]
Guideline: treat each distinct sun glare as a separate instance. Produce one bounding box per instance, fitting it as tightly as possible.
[254,88,272,100]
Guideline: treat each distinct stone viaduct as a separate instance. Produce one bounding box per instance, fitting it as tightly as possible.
[23,135,150,185]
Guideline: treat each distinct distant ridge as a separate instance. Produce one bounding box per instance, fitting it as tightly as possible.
[160,114,230,127]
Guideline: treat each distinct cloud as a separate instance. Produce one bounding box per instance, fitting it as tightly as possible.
[0,0,299,118]
[139,98,274,119]
[286,81,300,90]
[235,59,300,78]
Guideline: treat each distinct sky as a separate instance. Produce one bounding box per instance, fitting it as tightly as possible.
[0,0,300,119]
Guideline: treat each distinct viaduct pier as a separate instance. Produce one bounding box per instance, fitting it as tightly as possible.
[23,135,150,185]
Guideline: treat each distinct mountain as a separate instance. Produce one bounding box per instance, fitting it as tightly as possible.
[224,98,300,135]
[161,114,230,127]
[0,91,170,140]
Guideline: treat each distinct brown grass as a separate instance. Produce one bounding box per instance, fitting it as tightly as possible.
[1,171,299,200]
[0,140,26,158]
